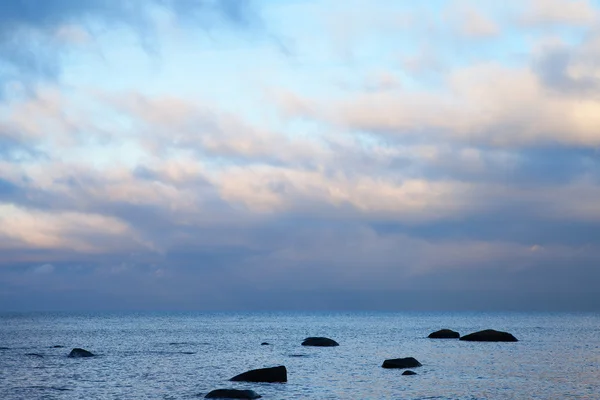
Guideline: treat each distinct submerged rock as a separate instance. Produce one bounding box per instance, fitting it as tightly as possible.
[0,347,9,350]
[460,329,518,342]
[301,337,339,347]
[428,329,460,339]
[260,342,270,346]
[230,365,287,383]
[25,353,44,358]
[205,389,262,399]
[52,345,64,348]
[402,370,417,375]
[68,348,95,358]
[382,357,422,369]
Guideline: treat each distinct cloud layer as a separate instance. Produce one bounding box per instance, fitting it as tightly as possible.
[1,0,600,311]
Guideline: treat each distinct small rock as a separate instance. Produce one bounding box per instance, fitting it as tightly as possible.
[382,357,422,369]
[460,329,518,342]
[68,348,95,358]
[428,329,460,339]
[0,347,9,350]
[402,370,417,375]
[230,365,287,383]
[205,389,262,399]
[25,353,44,358]
[52,345,64,348]
[301,337,339,347]
[260,342,270,346]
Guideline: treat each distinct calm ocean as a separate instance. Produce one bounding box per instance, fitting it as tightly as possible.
[0,311,598,399]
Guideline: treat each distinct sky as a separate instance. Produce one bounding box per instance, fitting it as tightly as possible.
[1,0,600,312]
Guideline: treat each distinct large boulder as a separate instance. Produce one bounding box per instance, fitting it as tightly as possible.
[460,329,518,342]
[301,337,339,347]
[230,366,287,383]
[428,329,460,339]
[205,389,262,399]
[382,357,422,369]
[68,348,95,358]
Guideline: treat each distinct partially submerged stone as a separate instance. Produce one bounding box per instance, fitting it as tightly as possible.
[460,329,518,342]
[301,337,339,347]
[230,365,287,383]
[382,357,422,369]
[68,348,95,357]
[205,389,262,399]
[428,329,460,339]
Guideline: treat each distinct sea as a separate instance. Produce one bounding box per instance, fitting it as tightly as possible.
[0,311,598,399]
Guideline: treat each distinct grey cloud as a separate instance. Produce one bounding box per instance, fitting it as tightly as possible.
[418,145,600,185]
[0,134,47,162]
[0,177,18,195]
[534,45,600,95]
[2,158,600,312]
[0,0,260,96]
[372,212,600,247]
[1,222,599,311]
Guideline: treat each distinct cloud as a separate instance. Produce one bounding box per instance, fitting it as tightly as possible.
[445,3,500,38]
[533,31,600,95]
[0,0,261,96]
[2,1,600,311]
[282,61,600,148]
[0,203,145,254]
[32,263,54,274]
[521,0,599,27]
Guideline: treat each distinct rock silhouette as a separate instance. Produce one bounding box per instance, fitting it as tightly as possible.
[382,357,422,369]
[25,353,44,357]
[301,337,339,347]
[205,389,262,399]
[402,370,417,375]
[260,342,270,346]
[68,348,95,357]
[428,329,460,339]
[230,365,287,383]
[460,329,518,342]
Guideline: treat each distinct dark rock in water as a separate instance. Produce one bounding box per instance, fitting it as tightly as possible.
[68,348,95,358]
[25,353,44,358]
[460,329,518,342]
[0,347,9,350]
[288,354,308,357]
[402,370,417,375]
[205,389,261,399]
[301,337,339,347]
[230,365,287,383]
[428,329,460,339]
[52,345,64,348]
[205,389,262,399]
[382,357,422,369]
[261,342,270,346]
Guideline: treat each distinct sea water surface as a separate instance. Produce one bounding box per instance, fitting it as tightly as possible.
[0,311,598,399]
